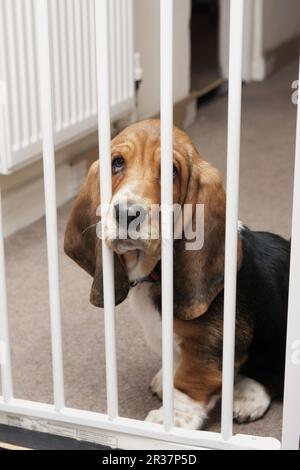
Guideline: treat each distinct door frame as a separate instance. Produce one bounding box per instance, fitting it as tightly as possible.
[219,0,262,82]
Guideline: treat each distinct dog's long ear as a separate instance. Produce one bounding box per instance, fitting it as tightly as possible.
[174,152,243,320]
[64,162,130,308]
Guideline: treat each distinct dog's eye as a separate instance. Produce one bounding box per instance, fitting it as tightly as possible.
[173,164,179,179]
[159,164,179,181]
[112,156,125,175]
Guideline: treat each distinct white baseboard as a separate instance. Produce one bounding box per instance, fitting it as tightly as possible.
[2,160,87,238]
[251,57,267,81]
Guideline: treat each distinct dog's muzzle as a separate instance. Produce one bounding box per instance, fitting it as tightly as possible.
[114,203,147,232]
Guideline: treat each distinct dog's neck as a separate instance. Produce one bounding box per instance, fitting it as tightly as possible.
[130,261,161,288]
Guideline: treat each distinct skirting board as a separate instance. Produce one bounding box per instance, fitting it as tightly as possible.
[253,35,300,81]
[265,35,300,78]
[152,78,225,129]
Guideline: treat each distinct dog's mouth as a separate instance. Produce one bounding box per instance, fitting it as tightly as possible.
[104,200,161,255]
[107,237,161,283]
[108,238,150,255]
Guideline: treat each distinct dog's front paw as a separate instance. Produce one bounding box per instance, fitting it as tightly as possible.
[145,406,205,430]
[233,376,271,424]
[145,389,208,430]
[145,407,164,424]
[149,369,163,399]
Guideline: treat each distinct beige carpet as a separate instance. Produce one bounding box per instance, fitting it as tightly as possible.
[1,61,297,444]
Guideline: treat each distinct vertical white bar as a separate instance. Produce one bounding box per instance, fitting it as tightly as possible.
[0,188,13,402]
[160,0,174,432]
[95,0,119,421]
[282,57,300,451]
[221,0,245,441]
[35,0,65,412]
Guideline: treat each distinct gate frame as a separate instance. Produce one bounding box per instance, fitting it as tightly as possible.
[0,0,299,451]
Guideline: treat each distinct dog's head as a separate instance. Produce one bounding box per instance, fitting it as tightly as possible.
[64,119,242,319]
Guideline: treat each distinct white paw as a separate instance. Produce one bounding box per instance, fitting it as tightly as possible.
[145,389,207,430]
[233,376,271,424]
[145,408,164,424]
[150,369,163,399]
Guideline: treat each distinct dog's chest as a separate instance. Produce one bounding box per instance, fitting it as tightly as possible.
[129,284,163,356]
[128,284,182,360]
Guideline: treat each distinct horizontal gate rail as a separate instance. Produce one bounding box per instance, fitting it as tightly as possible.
[0,398,281,450]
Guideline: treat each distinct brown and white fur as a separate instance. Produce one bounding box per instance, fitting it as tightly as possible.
[64,120,290,429]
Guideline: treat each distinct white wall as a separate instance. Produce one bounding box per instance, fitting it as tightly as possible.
[263,0,300,52]
[0,132,98,236]
[220,0,300,82]
[219,0,254,81]
[134,0,191,120]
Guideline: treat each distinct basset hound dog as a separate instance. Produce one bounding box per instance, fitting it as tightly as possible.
[64,119,290,429]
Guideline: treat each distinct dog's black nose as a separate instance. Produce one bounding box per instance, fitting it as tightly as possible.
[114,203,146,230]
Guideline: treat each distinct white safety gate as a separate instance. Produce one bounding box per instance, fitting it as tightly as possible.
[0,0,300,451]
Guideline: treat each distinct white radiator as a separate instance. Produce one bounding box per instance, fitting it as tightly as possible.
[0,0,134,174]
